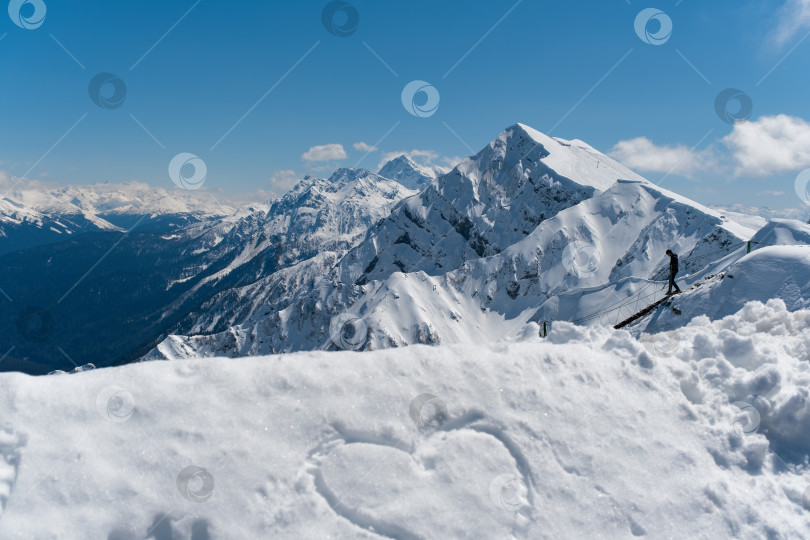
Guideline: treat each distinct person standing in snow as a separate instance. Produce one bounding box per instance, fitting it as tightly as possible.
[666,249,682,295]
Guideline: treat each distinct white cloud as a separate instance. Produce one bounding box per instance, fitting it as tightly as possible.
[408,149,441,162]
[773,0,810,47]
[353,142,377,152]
[440,156,464,169]
[721,114,810,177]
[712,203,808,222]
[302,144,347,162]
[268,169,300,194]
[608,137,716,178]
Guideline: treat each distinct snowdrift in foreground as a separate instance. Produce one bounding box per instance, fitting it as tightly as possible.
[2,301,810,539]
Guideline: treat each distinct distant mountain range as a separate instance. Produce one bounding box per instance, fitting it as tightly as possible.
[0,158,431,373]
[0,179,235,256]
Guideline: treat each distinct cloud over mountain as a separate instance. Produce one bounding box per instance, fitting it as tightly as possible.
[302,144,347,162]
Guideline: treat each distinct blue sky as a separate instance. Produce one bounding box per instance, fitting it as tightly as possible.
[1,0,810,212]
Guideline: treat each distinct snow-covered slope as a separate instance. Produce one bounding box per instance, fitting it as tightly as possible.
[711,207,769,230]
[642,245,810,334]
[627,219,810,335]
[749,218,810,249]
[148,169,416,340]
[161,167,414,323]
[2,300,810,538]
[151,123,771,360]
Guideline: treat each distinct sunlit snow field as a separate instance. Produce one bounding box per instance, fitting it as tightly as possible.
[1,299,809,539]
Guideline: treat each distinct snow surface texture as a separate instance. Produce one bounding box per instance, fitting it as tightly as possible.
[1,300,810,538]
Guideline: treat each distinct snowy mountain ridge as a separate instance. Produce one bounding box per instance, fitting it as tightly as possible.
[262,168,417,265]
[147,123,789,361]
[142,166,417,345]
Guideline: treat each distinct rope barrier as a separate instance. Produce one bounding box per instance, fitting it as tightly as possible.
[539,237,791,336]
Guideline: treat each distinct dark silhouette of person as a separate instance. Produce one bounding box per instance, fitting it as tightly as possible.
[666,249,682,295]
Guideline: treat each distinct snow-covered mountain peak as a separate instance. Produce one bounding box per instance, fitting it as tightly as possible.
[327,167,374,185]
[337,122,650,283]
[451,123,646,197]
[260,167,416,266]
[285,167,415,204]
[378,155,440,190]
[512,123,603,155]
